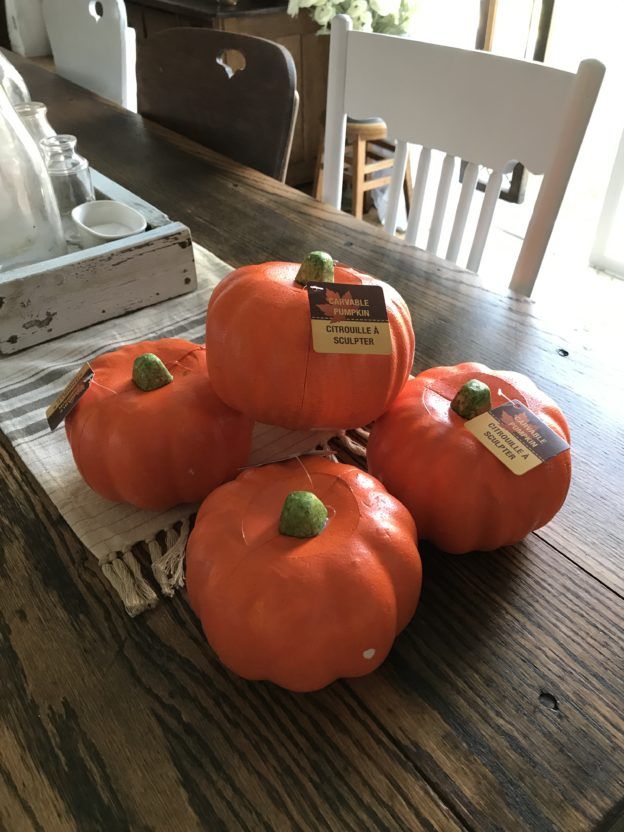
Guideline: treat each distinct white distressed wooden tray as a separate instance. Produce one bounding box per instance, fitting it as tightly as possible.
[0,171,197,354]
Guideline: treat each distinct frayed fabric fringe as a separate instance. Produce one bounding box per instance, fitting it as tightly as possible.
[100,550,159,617]
[99,518,191,616]
[148,518,190,597]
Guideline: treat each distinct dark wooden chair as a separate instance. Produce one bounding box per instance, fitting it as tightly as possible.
[137,27,299,182]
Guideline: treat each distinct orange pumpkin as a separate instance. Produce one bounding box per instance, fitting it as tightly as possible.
[186,456,422,692]
[205,252,414,430]
[368,362,572,554]
[65,338,253,510]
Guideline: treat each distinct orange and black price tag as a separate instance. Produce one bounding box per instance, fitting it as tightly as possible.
[465,400,570,475]
[307,282,391,355]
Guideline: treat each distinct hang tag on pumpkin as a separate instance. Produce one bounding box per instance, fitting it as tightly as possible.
[307,282,391,355]
[46,363,94,431]
[464,400,569,476]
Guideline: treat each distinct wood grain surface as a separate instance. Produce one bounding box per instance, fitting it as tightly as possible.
[1,52,623,832]
[125,0,288,23]
[136,27,298,181]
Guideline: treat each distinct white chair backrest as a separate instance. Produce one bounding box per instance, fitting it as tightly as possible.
[323,15,604,295]
[6,0,50,57]
[42,0,137,111]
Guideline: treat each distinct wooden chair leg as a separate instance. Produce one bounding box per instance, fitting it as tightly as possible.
[403,152,413,214]
[351,136,366,220]
[363,146,372,215]
[313,135,324,201]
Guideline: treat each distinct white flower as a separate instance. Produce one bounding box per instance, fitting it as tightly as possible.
[369,0,400,18]
[313,3,336,25]
[358,9,373,30]
[347,0,368,16]
[347,2,373,30]
[290,0,416,32]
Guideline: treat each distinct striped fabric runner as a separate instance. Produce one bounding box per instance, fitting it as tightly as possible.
[0,245,334,616]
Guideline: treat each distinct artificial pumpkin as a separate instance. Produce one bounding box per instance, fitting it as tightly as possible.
[205,252,414,430]
[186,456,422,692]
[65,338,253,511]
[367,362,572,554]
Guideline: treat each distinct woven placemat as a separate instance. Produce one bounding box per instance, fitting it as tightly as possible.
[0,245,338,615]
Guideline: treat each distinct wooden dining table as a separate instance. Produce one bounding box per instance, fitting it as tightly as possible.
[2,52,623,832]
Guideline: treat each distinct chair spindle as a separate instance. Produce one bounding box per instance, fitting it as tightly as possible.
[467,169,503,272]
[404,147,431,246]
[384,140,409,236]
[427,154,456,255]
[446,161,480,263]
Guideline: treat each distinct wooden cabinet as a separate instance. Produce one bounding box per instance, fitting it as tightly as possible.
[125,1,329,184]
[0,0,10,49]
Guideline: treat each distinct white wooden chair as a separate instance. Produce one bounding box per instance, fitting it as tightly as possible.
[322,15,605,296]
[5,0,50,57]
[42,0,137,111]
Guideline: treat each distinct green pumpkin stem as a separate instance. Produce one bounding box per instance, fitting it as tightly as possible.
[294,251,334,285]
[451,379,492,420]
[132,353,173,391]
[279,491,328,538]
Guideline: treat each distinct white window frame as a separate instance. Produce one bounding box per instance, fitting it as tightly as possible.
[590,128,624,278]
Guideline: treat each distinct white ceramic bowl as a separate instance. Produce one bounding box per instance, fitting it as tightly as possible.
[71,200,147,248]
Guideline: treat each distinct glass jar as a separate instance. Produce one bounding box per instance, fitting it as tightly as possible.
[41,134,95,246]
[0,51,31,105]
[0,86,65,272]
[14,102,55,150]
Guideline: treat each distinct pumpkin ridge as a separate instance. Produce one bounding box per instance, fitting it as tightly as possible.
[296,298,314,425]
[69,384,123,500]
